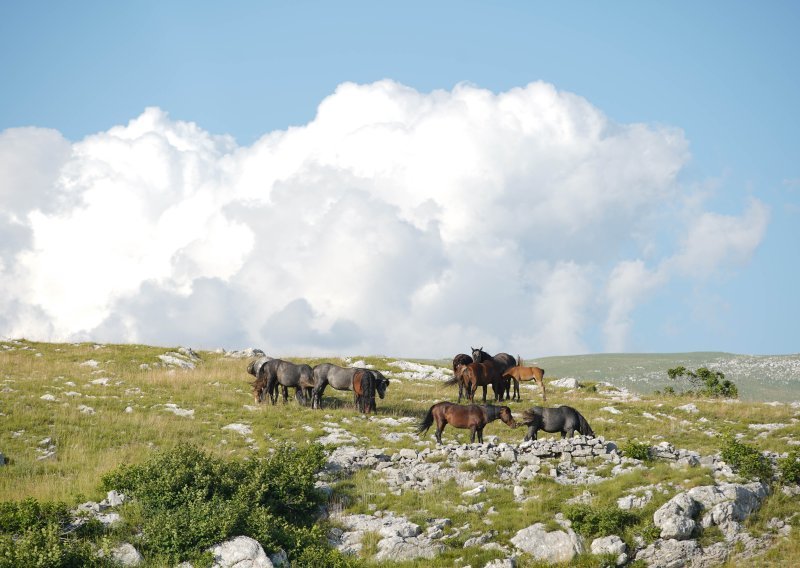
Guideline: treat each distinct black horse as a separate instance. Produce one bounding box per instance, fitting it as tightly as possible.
[520,405,594,441]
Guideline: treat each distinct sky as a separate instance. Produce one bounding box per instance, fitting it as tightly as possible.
[0,1,798,358]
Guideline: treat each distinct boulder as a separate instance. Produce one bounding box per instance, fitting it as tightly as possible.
[590,535,627,565]
[635,538,700,568]
[111,543,144,566]
[653,493,700,539]
[209,536,273,568]
[510,523,584,563]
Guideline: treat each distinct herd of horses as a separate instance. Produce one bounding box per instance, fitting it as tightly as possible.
[246,346,594,445]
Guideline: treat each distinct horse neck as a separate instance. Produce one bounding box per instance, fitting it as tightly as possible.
[483,405,499,422]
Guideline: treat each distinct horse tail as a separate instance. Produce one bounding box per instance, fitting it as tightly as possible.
[417,404,436,434]
[365,371,376,412]
[443,375,460,387]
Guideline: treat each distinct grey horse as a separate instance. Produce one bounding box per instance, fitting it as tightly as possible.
[471,347,521,400]
[520,405,594,441]
[263,359,315,405]
[311,363,389,409]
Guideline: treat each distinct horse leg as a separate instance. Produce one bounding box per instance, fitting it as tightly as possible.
[477,427,484,444]
[312,382,327,410]
[540,379,547,402]
[282,385,289,403]
[514,378,520,401]
[435,419,445,444]
[482,384,488,403]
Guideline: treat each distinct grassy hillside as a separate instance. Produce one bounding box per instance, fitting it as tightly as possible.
[1,339,799,566]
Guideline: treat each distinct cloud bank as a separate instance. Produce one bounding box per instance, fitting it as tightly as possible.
[0,81,769,357]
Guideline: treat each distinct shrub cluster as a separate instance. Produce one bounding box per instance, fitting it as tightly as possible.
[101,443,361,566]
[0,499,102,568]
[663,366,738,398]
[719,433,772,482]
[778,451,800,485]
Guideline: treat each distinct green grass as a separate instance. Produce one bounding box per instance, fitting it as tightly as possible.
[2,339,800,566]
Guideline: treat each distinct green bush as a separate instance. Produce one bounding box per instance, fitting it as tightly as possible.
[101,442,337,564]
[719,434,772,482]
[622,440,652,461]
[0,499,104,568]
[564,504,638,538]
[666,366,738,398]
[778,451,800,485]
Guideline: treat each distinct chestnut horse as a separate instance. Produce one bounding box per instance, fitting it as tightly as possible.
[417,401,517,444]
[352,369,377,413]
[503,365,546,402]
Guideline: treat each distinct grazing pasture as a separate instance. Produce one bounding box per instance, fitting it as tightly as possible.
[1,340,799,566]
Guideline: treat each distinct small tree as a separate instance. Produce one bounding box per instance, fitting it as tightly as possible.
[666,366,738,398]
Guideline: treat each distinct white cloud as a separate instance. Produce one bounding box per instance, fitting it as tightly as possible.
[0,81,768,356]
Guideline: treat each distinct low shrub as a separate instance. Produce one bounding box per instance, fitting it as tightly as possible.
[778,451,800,485]
[622,440,652,461]
[0,498,104,568]
[564,504,638,538]
[719,433,772,482]
[666,366,738,398]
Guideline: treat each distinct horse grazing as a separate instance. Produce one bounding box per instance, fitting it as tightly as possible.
[520,405,594,441]
[353,369,377,413]
[418,401,517,444]
[260,359,315,405]
[311,363,389,409]
[503,365,547,402]
[247,356,275,403]
[451,353,474,402]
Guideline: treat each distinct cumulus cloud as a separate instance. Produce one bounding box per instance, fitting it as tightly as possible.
[0,81,768,356]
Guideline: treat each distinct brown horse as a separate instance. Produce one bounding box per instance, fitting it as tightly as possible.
[451,353,474,402]
[417,401,517,444]
[503,365,547,402]
[352,369,376,413]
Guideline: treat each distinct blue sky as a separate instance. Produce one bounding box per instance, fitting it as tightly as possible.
[1,1,798,356]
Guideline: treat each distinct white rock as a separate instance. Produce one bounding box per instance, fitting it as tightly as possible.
[600,406,622,415]
[510,523,584,563]
[222,423,253,436]
[111,543,143,566]
[676,403,699,413]
[209,536,273,568]
[40,394,56,401]
[549,378,580,389]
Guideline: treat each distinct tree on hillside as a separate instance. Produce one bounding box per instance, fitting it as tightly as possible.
[664,366,738,398]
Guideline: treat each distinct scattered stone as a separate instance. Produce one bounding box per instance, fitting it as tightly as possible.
[40,393,56,401]
[222,423,253,437]
[223,347,267,359]
[162,404,195,418]
[600,406,622,415]
[676,403,699,413]
[78,405,95,414]
[549,378,580,389]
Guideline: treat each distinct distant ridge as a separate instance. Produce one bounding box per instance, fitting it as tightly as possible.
[527,352,800,402]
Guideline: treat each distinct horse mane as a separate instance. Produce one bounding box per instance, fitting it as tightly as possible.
[521,407,540,424]
[576,409,593,436]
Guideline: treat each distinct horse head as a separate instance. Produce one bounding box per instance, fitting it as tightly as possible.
[373,371,389,399]
[471,346,485,362]
[499,406,517,428]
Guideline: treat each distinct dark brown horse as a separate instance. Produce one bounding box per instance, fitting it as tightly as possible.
[418,401,517,444]
[352,369,377,413]
[503,365,546,402]
[461,361,506,403]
